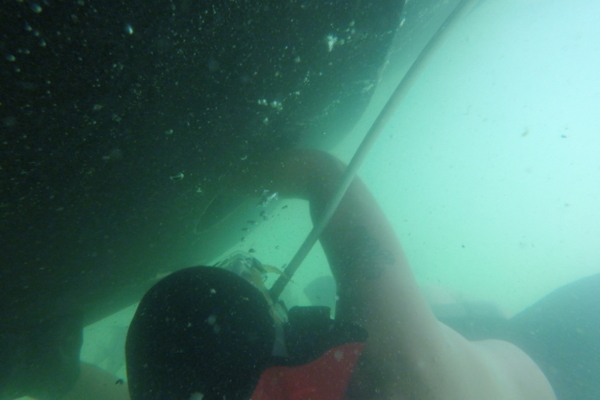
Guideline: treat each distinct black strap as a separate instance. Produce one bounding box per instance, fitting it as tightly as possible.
[273,306,368,367]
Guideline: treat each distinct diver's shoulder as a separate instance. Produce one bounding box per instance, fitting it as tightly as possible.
[472,339,556,400]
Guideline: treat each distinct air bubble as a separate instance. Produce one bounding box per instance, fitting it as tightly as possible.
[326,35,338,52]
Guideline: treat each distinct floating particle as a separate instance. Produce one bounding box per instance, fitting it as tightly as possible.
[258,190,278,207]
[270,100,283,111]
[241,227,249,232]
[30,3,42,13]
[326,35,338,52]
[281,205,288,209]
[361,82,374,93]
[170,173,184,181]
[102,148,123,161]
[247,220,257,225]
[125,24,134,35]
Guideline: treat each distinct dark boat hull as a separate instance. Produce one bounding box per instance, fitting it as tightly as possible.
[1,1,404,330]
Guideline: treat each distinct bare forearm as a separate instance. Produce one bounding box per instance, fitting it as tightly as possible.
[254,150,444,364]
[298,152,554,400]
[244,149,553,399]
[251,150,440,343]
[306,162,449,386]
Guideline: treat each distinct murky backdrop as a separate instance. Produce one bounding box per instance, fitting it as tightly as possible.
[2,0,599,394]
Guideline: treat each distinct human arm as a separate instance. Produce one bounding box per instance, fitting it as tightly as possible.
[246,149,555,400]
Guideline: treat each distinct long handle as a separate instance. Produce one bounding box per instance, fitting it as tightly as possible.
[270,0,478,302]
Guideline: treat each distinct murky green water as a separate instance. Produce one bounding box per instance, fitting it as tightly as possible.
[8,0,599,398]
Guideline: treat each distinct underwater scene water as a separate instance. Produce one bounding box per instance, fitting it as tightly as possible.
[2,0,598,399]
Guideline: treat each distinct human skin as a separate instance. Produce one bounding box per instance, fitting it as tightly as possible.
[239,149,556,400]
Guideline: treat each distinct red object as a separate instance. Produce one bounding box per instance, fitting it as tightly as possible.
[251,343,364,400]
